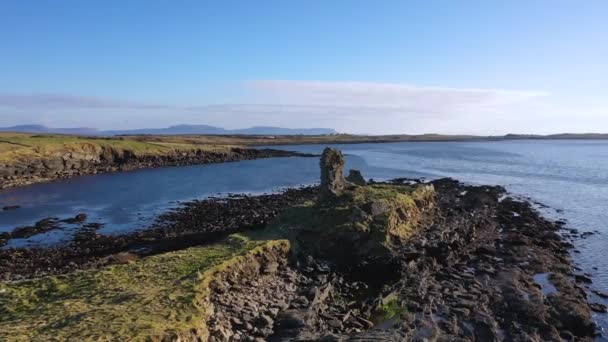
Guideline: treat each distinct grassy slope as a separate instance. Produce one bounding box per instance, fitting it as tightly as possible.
[0,234,286,341]
[0,184,429,341]
[0,133,235,164]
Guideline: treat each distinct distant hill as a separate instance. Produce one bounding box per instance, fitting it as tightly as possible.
[0,124,338,136]
[0,125,101,136]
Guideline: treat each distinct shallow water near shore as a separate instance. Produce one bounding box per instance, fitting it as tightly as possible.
[1,139,607,332]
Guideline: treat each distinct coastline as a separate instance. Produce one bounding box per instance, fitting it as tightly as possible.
[0,146,314,190]
[2,132,607,190]
[0,177,602,340]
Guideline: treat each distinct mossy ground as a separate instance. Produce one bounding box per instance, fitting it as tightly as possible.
[0,234,286,341]
[376,299,407,321]
[0,133,234,164]
[269,183,434,245]
[0,183,430,341]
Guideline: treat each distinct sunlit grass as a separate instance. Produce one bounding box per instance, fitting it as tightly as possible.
[0,234,287,341]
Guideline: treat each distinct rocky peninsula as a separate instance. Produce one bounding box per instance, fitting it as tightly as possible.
[0,148,601,341]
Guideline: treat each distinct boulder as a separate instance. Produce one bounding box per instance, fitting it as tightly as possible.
[345,169,366,186]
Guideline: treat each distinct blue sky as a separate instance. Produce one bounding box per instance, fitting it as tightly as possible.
[0,0,607,134]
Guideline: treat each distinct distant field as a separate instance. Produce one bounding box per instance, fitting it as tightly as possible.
[2,131,607,164]
[123,133,488,147]
[123,132,608,147]
[0,133,235,163]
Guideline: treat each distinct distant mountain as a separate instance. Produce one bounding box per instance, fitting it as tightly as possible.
[104,124,228,136]
[0,124,101,135]
[231,126,337,135]
[0,124,338,136]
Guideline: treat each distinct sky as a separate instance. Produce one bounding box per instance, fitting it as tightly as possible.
[0,0,607,135]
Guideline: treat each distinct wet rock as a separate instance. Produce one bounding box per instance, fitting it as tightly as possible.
[591,289,608,299]
[0,186,318,280]
[2,205,21,211]
[62,213,88,224]
[10,217,61,239]
[589,303,607,313]
[574,274,593,284]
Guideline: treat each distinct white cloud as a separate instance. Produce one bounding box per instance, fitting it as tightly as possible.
[246,80,549,115]
[1,81,606,135]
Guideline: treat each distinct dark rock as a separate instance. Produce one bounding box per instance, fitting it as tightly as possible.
[257,314,274,328]
[591,289,608,299]
[574,274,592,284]
[275,310,311,329]
[589,303,607,313]
[317,334,342,342]
[348,206,369,223]
[327,319,343,329]
[473,312,499,342]
[361,201,391,217]
[320,148,347,198]
[345,169,366,186]
[2,205,21,211]
[62,213,88,224]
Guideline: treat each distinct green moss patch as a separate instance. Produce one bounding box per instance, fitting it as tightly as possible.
[0,183,434,340]
[268,184,435,264]
[0,234,285,341]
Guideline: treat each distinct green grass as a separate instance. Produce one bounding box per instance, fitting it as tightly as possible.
[269,184,434,236]
[0,133,234,164]
[377,299,406,321]
[266,184,435,265]
[0,183,434,341]
[0,234,286,341]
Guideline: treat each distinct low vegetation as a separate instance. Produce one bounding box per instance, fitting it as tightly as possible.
[123,133,486,147]
[0,181,433,340]
[0,234,286,341]
[268,183,435,265]
[0,132,234,164]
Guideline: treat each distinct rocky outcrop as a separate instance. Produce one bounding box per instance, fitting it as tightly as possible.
[345,169,366,186]
[206,177,599,341]
[319,148,348,198]
[207,245,381,342]
[0,147,311,189]
[1,149,599,341]
[310,184,436,268]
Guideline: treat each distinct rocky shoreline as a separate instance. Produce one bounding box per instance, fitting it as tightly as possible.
[0,147,314,189]
[202,177,602,341]
[0,186,318,280]
[0,148,603,341]
[2,181,602,340]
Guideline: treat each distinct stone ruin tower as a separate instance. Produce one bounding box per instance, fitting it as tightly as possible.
[319,148,347,198]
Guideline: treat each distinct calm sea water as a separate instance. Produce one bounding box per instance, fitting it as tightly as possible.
[1,140,607,331]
